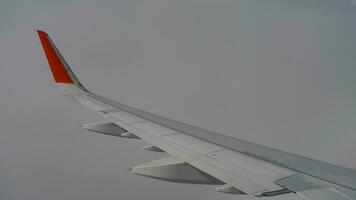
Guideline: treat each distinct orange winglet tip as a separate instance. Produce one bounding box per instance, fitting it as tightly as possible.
[37,30,48,36]
[37,30,74,84]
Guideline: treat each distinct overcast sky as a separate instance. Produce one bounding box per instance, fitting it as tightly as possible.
[1,0,356,200]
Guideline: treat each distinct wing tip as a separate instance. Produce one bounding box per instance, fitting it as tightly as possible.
[37,30,48,37]
[37,29,47,33]
[37,29,75,84]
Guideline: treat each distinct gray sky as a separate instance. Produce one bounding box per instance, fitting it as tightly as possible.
[1,0,356,199]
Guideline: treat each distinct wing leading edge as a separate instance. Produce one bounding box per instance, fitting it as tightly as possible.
[37,30,356,200]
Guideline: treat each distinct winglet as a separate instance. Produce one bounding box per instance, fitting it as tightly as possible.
[37,30,86,90]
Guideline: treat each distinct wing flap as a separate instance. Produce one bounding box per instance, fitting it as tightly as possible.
[298,188,353,200]
[77,94,295,195]
[276,174,356,200]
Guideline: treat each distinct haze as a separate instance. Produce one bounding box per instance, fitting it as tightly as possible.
[1,0,356,199]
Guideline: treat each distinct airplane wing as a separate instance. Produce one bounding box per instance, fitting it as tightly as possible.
[37,30,356,200]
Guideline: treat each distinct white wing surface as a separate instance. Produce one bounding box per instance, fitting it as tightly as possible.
[37,30,356,199]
